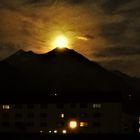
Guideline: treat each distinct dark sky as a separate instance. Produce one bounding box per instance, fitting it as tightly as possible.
[0,0,140,77]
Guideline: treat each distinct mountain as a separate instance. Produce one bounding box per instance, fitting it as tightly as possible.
[112,70,140,100]
[0,61,24,92]
[2,48,130,95]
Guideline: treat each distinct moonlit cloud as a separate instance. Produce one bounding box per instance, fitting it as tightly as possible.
[0,0,140,76]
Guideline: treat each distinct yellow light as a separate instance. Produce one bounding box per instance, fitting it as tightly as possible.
[69,120,78,129]
[62,130,67,134]
[61,113,65,118]
[54,130,57,133]
[2,105,10,109]
[49,130,52,133]
[80,122,88,127]
[53,35,68,48]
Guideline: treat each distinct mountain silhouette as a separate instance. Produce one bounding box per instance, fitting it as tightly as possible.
[2,48,130,95]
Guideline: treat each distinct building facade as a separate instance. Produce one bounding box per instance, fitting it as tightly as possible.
[0,102,137,134]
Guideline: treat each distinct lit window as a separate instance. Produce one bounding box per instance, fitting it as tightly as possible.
[69,120,78,129]
[139,127,140,133]
[54,130,57,133]
[93,104,101,109]
[80,122,88,127]
[40,130,43,133]
[61,113,65,118]
[62,130,67,134]
[139,117,140,124]
[2,105,10,109]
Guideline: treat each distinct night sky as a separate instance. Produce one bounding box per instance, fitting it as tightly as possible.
[0,0,140,77]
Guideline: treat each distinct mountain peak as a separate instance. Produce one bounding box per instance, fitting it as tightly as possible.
[43,47,89,63]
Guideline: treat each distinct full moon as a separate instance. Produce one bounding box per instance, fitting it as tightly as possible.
[53,35,69,49]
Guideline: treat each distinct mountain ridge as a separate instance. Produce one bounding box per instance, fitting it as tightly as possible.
[1,48,132,94]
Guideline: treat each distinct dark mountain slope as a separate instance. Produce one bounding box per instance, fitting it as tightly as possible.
[4,48,130,94]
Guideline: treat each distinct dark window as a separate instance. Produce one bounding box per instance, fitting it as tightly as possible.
[40,122,47,127]
[93,122,101,127]
[57,122,65,127]
[27,113,34,118]
[27,122,34,127]
[15,122,24,127]
[2,113,9,119]
[93,113,101,118]
[27,104,34,109]
[2,122,10,127]
[15,113,23,118]
[70,103,77,108]
[70,113,77,118]
[40,113,47,118]
[15,104,23,109]
[80,103,88,108]
[40,104,48,109]
[56,104,64,109]
[79,113,88,118]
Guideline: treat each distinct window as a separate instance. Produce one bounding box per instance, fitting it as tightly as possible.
[40,113,47,118]
[93,122,101,127]
[2,105,10,109]
[27,122,34,127]
[27,104,34,109]
[69,120,78,129]
[79,113,88,118]
[62,130,67,134]
[57,122,65,127]
[92,104,101,109]
[2,122,10,127]
[56,104,64,109]
[93,113,101,118]
[60,113,65,118]
[139,127,140,133]
[70,103,77,108]
[80,103,88,108]
[15,104,23,109]
[80,122,88,127]
[27,113,34,118]
[70,113,77,118]
[40,122,47,127]
[139,117,140,124]
[40,104,48,109]
[15,122,24,127]
[2,113,9,119]
[15,113,23,118]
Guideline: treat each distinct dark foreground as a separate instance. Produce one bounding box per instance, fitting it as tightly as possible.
[0,133,139,140]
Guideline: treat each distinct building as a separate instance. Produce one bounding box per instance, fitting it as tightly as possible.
[0,92,137,134]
